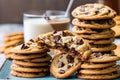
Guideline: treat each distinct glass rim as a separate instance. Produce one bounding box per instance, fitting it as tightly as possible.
[24,10,69,18]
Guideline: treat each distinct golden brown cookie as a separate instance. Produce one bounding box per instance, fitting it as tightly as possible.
[79,29,115,40]
[11,63,49,73]
[23,54,52,62]
[72,19,115,29]
[72,3,116,20]
[13,60,50,67]
[5,32,23,37]
[79,65,120,75]
[81,61,116,69]
[11,53,47,60]
[112,25,120,37]
[77,71,120,79]
[84,38,115,45]
[87,52,120,63]
[90,44,116,52]
[37,30,91,60]
[11,70,47,78]
[50,53,82,78]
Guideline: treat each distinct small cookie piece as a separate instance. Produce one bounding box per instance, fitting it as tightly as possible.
[11,70,47,78]
[114,45,120,57]
[50,53,82,78]
[23,54,52,62]
[87,52,120,63]
[81,62,116,69]
[77,71,120,79]
[13,60,50,67]
[90,44,116,52]
[11,53,47,60]
[36,30,91,60]
[84,38,115,45]
[79,65,120,75]
[72,3,116,20]
[79,29,115,39]
[11,40,49,54]
[72,19,115,29]
[11,63,49,73]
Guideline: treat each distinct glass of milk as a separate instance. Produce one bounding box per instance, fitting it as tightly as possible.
[23,10,70,43]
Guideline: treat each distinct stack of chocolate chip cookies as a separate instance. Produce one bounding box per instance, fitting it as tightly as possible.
[72,3,120,79]
[0,32,24,59]
[10,39,51,78]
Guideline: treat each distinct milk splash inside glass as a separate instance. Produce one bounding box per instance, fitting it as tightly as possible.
[23,10,70,43]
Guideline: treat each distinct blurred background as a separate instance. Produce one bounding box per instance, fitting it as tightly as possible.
[0,0,119,23]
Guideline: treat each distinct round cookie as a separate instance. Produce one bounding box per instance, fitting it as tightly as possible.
[11,63,49,73]
[11,43,49,54]
[5,32,23,37]
[84,38,115,44]
[72,18,115,29]
[72,3,116,20]
[3,40,24,48]
[112,25,120,37]
[4,35,24,43]
[81,62,116,69]
[23,54,52,62]
[79,65,120,75]
[87,52,120,63]
[11,53,47,60]
[11,70,47,78]
[90,44,116,52]
[50,53,82,78]
[77,71,120,80]
[13,60,50,67]
[73,26,98,34]
[79,29,115,39]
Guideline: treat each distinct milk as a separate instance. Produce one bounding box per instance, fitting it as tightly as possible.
[24,18,54,43]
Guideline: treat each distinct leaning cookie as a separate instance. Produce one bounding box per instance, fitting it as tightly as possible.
[77,71,120,80]
[72,3,116,20]
[81,61,116,69]
[72,19,115,29]
[36,30,91,60]
[11,70,47,78]
[86,51,120,63]
[50,53,82,78]
[79,65,120,75]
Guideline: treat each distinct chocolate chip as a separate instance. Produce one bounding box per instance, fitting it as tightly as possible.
[60,31,66,36]
[77,39,84,45]
[70,48,79,55]
[94,52,102,57]
[67,65,72,69]
[58,62,65,68]
[53,31,57,34]
[21,43,29,49]
[56,43,63,48]
[29,39,34,42]
[66,55,74,63]
[95,11,99,15]
[53,35,61,41]
[80,6,85,12]
[59,69,65,74]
